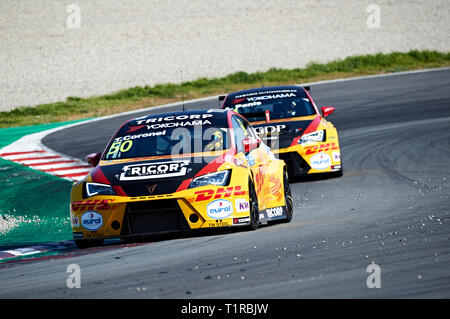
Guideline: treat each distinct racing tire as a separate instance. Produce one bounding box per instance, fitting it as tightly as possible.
[74,239,104,249]
[248,180,259,230]
[282,170,293,223]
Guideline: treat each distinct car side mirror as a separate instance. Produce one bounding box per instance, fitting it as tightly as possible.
[242,138,260,154]
[321,106,335,118]
[218,95,227,108]
[85,152,101,167]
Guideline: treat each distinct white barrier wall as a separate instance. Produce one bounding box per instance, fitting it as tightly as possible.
[0,0,449,111]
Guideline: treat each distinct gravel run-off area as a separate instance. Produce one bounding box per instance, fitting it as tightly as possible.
[0,0,449,111]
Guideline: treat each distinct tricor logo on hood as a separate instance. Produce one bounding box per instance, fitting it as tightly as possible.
[119,160,190,181]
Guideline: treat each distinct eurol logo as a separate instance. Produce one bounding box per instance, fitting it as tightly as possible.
[207,199,233,219]
[81,211,103,231]
[310,152,331,170]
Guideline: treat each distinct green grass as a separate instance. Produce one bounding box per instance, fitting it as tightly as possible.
[0,158,73,245]
[1,50,449,127]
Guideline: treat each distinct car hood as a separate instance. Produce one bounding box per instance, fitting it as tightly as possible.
[91,154,226,197]
[251,117,317,149]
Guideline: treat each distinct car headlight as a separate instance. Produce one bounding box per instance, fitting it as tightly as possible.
[85,182,116,197]
[188,170,230,189]
[299,130,325,144]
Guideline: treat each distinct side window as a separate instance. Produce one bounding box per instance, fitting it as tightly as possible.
[232,116,252,153]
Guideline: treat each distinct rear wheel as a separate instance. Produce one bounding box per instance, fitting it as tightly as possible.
[248,180,259,230]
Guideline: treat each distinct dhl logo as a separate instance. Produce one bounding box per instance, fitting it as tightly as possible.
[71,199,115,211]
[194,186,247,202]
[304,142,338,155]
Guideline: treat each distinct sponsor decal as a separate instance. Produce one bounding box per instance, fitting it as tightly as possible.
[233,217,250,225]
[246,93,296,102]
[332,151,341,162]
[254,125,286,136]
[207,199,233,219]
[266,206,283,218]
[81,211,103,231]
[114,130,167,142]
[234,89,297,99]
[126,125,146,133]
[145,120,212,130]
[106,140,134,158]
[135,114,213,125]
[254,166,265,194]
[235,198,250,212]
[269,176,283,201]
[120,160,189,181]
[71,216,80,227]
[194,186,246,202]
[207,221,231,227]
[232,97,247,104]
[310,152,331,170]
[84,231,102,238]
[234,101,262,108]
[304,142,339,155]
[71,199,115,212]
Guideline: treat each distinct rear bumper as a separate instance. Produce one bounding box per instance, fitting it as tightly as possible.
[274,143,342,177]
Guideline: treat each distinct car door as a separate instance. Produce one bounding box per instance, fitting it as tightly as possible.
[231,115,270,210]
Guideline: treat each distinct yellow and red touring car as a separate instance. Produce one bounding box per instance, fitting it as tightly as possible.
[221,86,343,178]
[70,109,292,248]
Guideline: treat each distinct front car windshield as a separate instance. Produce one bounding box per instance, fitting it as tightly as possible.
[225,89,316,122]
[104,113,231,160]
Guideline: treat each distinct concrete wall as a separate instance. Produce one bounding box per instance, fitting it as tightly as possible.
[0,0,449,110]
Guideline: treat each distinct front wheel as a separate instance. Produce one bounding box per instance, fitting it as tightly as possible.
[282,170,293,223]
[248,180,259,230]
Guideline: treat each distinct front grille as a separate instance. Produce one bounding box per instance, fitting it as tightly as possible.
[120,182,180,197]
[278,152,311,177]
[122,199,190,235]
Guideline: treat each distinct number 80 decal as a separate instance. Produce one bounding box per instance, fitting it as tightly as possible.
[106,140,133,159]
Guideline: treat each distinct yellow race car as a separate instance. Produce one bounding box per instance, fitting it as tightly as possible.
[221,85,343,178]
[70,109,292,248]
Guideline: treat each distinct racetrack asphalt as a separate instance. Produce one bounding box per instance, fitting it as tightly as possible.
[0,69,449,298]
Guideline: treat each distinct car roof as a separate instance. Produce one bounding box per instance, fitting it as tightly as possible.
[226,85,306,98]
[128,109,230,125]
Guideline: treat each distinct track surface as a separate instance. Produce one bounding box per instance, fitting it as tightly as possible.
[1,69,449,298]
